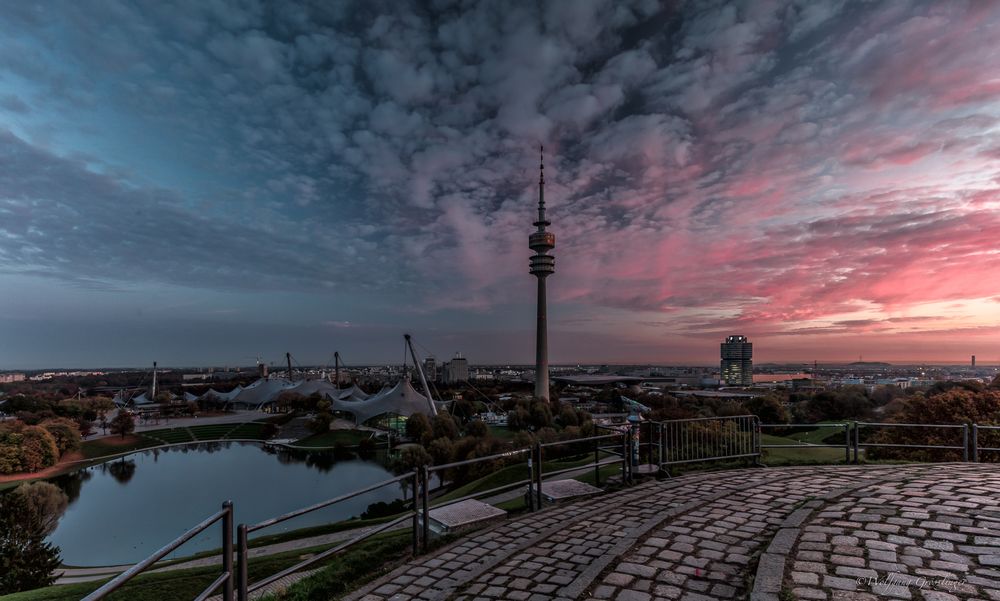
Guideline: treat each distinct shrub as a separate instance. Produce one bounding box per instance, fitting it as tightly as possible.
[40,417,82,456]
[0,421,60,474]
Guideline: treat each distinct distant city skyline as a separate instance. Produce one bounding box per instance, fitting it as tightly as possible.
[2,2,1000,369]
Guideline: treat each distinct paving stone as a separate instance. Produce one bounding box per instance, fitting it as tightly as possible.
[340,464,1000,601]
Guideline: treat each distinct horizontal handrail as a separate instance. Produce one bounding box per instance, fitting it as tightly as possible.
[662,414,758,424]
[762,443,847,448]
[538,432,623,448]
[761,422,847,427]
[427,447,531,473]
[248,472,415,533]
[192,571,231,601]
[859,442,965,450]
[247,511,412,593]
[82,503,232,601]
[857,421,966,428]
[542,457,620,480]
[430,477,534,510]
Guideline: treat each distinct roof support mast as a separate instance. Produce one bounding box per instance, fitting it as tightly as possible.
[405,334,438,416]
[286,352,293,381]
[334,351,340,387]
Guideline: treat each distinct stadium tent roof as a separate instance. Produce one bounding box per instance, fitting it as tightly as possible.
[328,378,440,424]
[290,379,340,398]
[191,377,439,421]
[330,384,370,402]
[200,385,244,402]
[228,378,298,408]
[195,378,374,410]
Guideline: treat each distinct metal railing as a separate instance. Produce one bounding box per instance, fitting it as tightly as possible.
[82,501,235,601]
[972,424,1000,462]
[853,422,969,463]
[236,471,419,601]
[92,418,1000,599]
[422,430,628,545]
[760,422,852,463]
[657,415,761,469]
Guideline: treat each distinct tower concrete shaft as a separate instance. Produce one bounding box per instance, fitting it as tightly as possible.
[529,147,555,400]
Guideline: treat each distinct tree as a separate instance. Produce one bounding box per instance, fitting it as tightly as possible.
[0,422,59,474]
[427,437,455,465]
[0,489,62,594]
[557,406,579,428]
[40,418,81,456]
[529,401,553,430]
[507,405,531,431]
[431,413,459,441]
[10,482,68,536]
[308,412,332,435]
[308,399,333,435]
[450,398,476,423]
[110,411,135,439]
[405,413,431,442]
[744,394,789,424]
[394,445,432,473]
[465,419,489,438]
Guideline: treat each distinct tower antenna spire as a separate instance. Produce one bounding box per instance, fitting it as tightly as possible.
[529,146,555,400]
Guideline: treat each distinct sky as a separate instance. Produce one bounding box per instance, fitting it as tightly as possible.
[1,0,1000,369]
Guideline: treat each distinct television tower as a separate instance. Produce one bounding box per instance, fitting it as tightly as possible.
[529,146,555,400]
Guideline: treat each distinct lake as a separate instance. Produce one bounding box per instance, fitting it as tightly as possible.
[46,442,405,566]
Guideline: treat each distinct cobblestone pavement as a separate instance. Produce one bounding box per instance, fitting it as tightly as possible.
[344,465,1000,601]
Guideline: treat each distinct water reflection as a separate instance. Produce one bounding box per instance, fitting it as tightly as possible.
[105,459,137,484]
[47,442,401,566]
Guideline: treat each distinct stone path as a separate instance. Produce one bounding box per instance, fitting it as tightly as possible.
[345,464,1000,601]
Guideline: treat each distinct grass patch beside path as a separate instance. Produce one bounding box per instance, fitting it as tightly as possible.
[433,452,614,505]
[487,425,516,441]
[293,430,372,448]
[80,435,159,460]
[259,531,413,601]
[760,433,848,464]
[0,541,344,601]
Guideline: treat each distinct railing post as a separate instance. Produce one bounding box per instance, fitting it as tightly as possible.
[973,424,980,463]
[236,524,248,601]
[526,449,535,511]
[411,470,419,555]
[657,422,664,470]
[962,424,969,462]
[222,501,234,601]
[534,442,543,510]
[853,422,860,464]
[620,433,628,484]
[420,465,430,553]
[593,434,600,487]
[843,423,850,463]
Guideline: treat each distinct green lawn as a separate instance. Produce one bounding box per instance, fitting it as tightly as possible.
[760,433,849,464]
[292,429,372,448]
[761,423,850,445]
[486,425,516,441]
[79,436,158,460]
[0,539,353,601]
[257,531,412,601]
[433,452,615,505]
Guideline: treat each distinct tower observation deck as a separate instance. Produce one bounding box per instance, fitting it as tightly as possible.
[530,147,554,400]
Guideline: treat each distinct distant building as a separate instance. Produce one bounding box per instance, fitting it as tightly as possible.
[0,373,25,384]
[423,356,437,382]
[440,353,469,384]
[721,335,753,386]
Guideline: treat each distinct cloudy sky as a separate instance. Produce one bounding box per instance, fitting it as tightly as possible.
[1,0,999,368]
